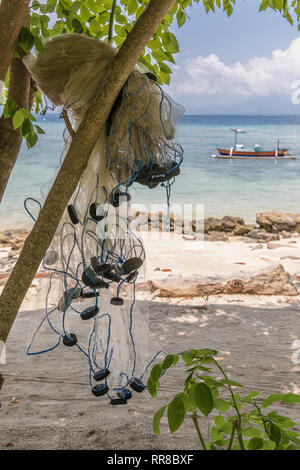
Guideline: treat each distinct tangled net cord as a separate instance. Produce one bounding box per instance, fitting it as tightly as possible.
[24,70,184,405]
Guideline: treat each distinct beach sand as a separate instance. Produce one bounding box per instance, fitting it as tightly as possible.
[0,233,300,449]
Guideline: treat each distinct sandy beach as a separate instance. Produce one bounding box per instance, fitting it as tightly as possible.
[0,223,300,450]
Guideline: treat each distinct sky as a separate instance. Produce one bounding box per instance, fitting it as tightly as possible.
[169,1,300,114]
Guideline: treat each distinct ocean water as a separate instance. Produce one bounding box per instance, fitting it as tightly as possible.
[1,114,300,229]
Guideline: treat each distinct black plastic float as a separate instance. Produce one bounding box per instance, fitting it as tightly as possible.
[91,384,109,397]
[117,388,132,400]
[58,287,82,312]
[125,271,137,283]
[123,257,143,274]
[110,398,127,405]
[62,333,77,347]
[89,202,105,221]
[129,377,145,393]
[93,368,110,381]
[80,305,99,320]
[102,271,120,283]
[80,290,99,299]
[110,190,131,208]
[67,204,79,224]
[82,268,109,289]
[134,161,180,189]
[90,257,111,274]
[110,297,124,306]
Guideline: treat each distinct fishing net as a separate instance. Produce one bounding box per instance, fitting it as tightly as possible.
[23,33,184,403]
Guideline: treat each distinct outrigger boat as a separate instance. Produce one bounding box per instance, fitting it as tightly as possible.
[213,129,295,160]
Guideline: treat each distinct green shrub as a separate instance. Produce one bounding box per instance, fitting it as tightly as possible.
[148,349,300,450]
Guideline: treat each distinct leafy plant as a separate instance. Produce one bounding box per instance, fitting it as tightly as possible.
[1,99,45,149]
[148,349,300,450]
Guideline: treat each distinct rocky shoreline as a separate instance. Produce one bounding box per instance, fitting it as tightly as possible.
[203,212,300,242]
[134,211,300,243]
[1,211,300,251]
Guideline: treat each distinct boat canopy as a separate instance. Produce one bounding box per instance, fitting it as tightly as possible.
[230,128,247,134]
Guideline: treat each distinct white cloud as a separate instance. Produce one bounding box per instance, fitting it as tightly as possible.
[170,38,300,98]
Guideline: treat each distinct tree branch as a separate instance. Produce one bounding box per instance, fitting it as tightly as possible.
[0,7,31,203]
[0,0,176,345]
[0,0,30,82]
[108,0,117,44]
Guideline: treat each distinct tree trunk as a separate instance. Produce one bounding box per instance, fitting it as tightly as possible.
[0,9,31,202]
[0,0,176,344]
[148,265,298,297]
[0,0,30,82]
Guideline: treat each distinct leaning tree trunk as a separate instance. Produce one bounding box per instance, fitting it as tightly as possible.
[0,0,176,386]
[0,6,31,203]
[0,0,30,83]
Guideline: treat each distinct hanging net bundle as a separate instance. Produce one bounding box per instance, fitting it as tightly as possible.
[23,33,184,404]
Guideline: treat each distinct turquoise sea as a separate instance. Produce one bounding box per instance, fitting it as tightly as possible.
[1,114,300,229]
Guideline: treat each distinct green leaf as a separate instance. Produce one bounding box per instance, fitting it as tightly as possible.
[12,109,25,130]
[26,131,38,148]
[18,27,34,53]
[211,427,221,441]
[34,36,45,53]
[220,422,234,435]
[13,50,21,59]
[262,439,276,450]
[248,437,264,450]
[80,4,91,22]
[72,18,83,33]
[161,354,175,371]
[34,125,45,135]
[176,10,186,27]
[87,0,99,14]
[127,0,138,16]
[214,398,230,412]
[259,0,270,12]
[281,393,300,404]
[267,412,296,428]
[161,32,179,54]
[214,415,225,428]
[147,377,157,397]
[159,62,172,74]
[262,393,283,408]
[150,364,161,382]
[243,426,262,438]
[89,17,101,35]
[3,99,17,118]
[269,423,282,446]
[153,405,167,435]
[167,395,185,433]
[164,51,175,64]
[194,382,214,416]
[172,354,179,366]
[21,118,32,136]
[181,351,195,365]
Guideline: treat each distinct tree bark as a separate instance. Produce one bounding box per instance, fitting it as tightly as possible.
[0,0,30,82]
[0,10,31,203]
[0,0,176,344]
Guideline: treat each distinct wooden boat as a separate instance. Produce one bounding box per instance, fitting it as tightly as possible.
[217,147,289,157]
[214,129,294,159]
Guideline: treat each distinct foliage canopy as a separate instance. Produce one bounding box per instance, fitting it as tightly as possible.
[2,0,300,147]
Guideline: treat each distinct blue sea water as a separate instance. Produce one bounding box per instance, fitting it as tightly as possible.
[1,114,300,229]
